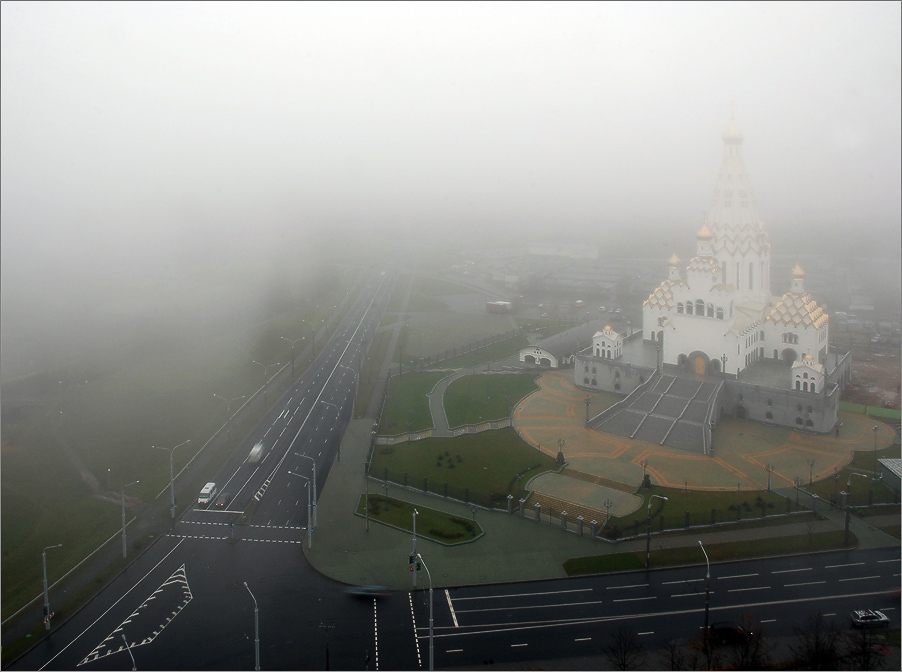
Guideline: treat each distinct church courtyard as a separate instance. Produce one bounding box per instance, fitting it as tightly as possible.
[514,369,895,519]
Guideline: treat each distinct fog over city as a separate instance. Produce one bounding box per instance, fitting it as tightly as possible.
[2,1,900,379]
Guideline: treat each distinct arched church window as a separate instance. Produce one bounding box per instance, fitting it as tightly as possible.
[716,307,724,320]
[805,419,814,427]
[748,262,754,290]
[803,382,808,392]
[796,417,803,425]
[686,303,693,315]
[765,412,773,420]
[677,303,684,314]
[696,300,704,315]
[797,404,803,412]
[803,373,808,379]
[707,303,714,317]
[796,381,801,390]
[811,383,816,393]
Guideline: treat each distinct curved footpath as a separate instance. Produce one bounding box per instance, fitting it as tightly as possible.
[303,417,900,590]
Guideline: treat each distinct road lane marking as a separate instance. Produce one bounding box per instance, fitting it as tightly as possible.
[761,619,777,623]
[613,596,656,603]
[671,592,713,598]
[839,576,880,582]
[456,599,605,614]
[408,593,421,668]
[445,589,459,627]
[606,583,648,590]
[40,538,187,670]
[453,588,592,601]
[825,562,864,569]
[785,581,826,587]
[877,559,899,564]
[511,643,528,648]
[638,631,654,636]
[718,573,758,580]
[663,579,704,585]
[772,568,812,574]
[575,637,591,642]
[727,586,771,593]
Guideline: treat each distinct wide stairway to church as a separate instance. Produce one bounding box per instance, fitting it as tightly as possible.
[589,370,721,453]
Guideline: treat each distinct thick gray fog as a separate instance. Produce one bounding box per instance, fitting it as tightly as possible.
[2,2,900,379]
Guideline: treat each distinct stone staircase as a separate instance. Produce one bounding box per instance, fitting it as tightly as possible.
[523,491,609,527]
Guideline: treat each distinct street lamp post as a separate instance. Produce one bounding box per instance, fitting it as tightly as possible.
[244,582,260,671]
[765,463,774,492]
[121,633,136,670]
[412,509,418,588]
[288,471,312,548]
[872,425,879,474]
[153,440,190,519]
[806,458,815,486]
[364,461,371,531]
[414,552,434,671]
[252,361,281,404]
[699,541,711,663]
[295,453,317,527]
[42,544,62,630]
[121,480,140,558]
[646,495,669,568]
[603,498,613,529]
[280,336,305,378]
[214,394,246,442]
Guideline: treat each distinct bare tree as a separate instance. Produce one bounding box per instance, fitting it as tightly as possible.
[724,614,771,670]
[789,613,840,670]
[605,623,646,671]
[659,638,703,671]
[841,628,888,671]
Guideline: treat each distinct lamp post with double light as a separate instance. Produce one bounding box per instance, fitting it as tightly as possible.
[280,335,305,378]
[214,393,246,443]
[873,425,879,474]
[42,544,62,630]
[153,440,190,519]
[251,361,281,404]
[288,471,312,549]
[295,453,317,527]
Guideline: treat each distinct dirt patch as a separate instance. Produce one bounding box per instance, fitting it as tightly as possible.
[842,348,901,409]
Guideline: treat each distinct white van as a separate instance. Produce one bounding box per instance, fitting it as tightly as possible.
[198,482,217,505]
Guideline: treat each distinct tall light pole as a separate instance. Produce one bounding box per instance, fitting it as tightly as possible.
[646,494,668,568]
[872,425,879,474]
[765,463,774,492]
[699,541,711,663]
[153,440,190,519]
[214,394,246,442]
[364,461,371,532]
[252,361,281,404]
[244,582,260,671]
[806,458,815,486]
[280,336,305,378]
[121,480,139,558]
[412,509,419,588]
[42,544,62,630]
[121,632,136,671]
[294,453,317,527]
[288,471,312,548]
[414,552,434,671]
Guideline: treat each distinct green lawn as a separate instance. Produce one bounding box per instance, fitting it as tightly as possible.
[370,427,558,508]
[564,530,855,575]
[444,373,539,427]
[355,495,482,543]
[429,336,530,369]
[378,371,449,435]
[806,444,901,507]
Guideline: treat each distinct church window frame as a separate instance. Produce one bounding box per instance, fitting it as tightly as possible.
[677,303,684,314]
[696,299,705,315]
[706,303,715,318]
[716,307,724,320]
[686,302,693,315]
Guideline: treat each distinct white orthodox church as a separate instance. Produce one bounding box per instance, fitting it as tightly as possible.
[576,120,851,450]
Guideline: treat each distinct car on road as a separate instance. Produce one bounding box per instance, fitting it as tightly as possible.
[707,622,752,646]
[851,610,890,629]
[197,482,217,505]
[345,585,391,598]
[215,492,232,508]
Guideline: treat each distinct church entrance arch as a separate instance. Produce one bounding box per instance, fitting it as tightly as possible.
[524,355,536,364]
[781,348,798,367]
[539,357,552,367]
[688,351,709,376]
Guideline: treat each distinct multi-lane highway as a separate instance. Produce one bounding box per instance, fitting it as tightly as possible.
[9,265,899,670]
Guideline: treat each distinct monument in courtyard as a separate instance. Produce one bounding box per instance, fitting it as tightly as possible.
[575,119,852,452]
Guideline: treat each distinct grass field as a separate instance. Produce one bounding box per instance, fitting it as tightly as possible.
[377,371,449,435]
[428,335,530,369]
[444,373,539,427]
[355,495,482,543]
[563,530,855,575]
[370,427,558,508]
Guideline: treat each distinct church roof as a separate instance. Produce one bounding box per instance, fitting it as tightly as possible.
[643,278,683,309]
[766,292,828,328]
[705,121,770,258]
[687,256,720,273]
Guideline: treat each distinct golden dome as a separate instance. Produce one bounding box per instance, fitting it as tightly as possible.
[723,121,744,143]
[792,262,805,278]
[668,253,681,267]
[696,223,714,240]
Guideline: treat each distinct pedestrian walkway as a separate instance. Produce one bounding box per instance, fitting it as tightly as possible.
[303,419,900,590]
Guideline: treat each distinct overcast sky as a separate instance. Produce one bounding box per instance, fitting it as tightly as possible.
[2,2,900,320]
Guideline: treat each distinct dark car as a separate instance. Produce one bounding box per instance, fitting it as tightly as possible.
[214,492,232,508]
[345,585,391,598]
[851,610,890,629]
[707,622,752,646]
